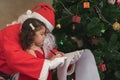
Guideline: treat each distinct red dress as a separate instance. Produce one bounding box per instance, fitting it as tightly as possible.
[19,50,52,80]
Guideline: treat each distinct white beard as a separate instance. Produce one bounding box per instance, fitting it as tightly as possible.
[43,33,57,58]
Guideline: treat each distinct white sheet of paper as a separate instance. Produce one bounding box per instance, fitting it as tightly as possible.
[57,49,100,80]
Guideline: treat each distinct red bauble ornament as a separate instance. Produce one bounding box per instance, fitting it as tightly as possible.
[101,64,107,72]
[72,15,81,23]
[117,0,120,5]
[98,63,107,72]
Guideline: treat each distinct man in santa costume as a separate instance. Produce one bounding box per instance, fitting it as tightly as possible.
[0,3,68,80]
[0,3,100,80]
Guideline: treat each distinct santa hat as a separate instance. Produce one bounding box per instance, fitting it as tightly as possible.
[18,4,55,32]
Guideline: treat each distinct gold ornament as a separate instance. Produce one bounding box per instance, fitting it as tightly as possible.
[91,36,99,46]
[71,37,83,48]
[56,24,61,29]
[71,36,77,41]
[112,22,120,31]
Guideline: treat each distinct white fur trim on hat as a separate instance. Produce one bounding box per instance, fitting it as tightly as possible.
[31,12,54,32]
[18,10,54,32]
[18,10,32,23]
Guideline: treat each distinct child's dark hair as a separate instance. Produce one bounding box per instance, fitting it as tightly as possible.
[19,18,46,50]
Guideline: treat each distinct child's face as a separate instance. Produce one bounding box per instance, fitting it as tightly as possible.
[33,26,46,47]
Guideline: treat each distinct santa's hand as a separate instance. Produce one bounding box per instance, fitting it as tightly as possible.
[49,57,67,70]
[70,50,84,64]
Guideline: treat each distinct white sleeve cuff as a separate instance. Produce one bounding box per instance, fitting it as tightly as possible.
[38,60,50,80]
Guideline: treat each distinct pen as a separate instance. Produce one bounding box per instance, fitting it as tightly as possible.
[50,50,56,55]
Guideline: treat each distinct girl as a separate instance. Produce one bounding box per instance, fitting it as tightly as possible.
[19,18,66,80]
[19,18,47,57]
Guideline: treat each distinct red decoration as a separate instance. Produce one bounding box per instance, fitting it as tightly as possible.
[98,63,107,72]
[72,15,81,23]
[117,0,120,5]
[83,2,90,8]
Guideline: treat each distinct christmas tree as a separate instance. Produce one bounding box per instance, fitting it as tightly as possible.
[52,0,120,80]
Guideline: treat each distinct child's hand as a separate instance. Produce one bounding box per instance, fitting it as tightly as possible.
[49,52,64,61]
[49,54,61,61]
[55,51,64,56]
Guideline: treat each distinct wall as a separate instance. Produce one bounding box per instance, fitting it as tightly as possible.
[0,0,53,29]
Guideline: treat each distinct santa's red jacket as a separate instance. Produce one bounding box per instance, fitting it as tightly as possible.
[0,23,51,80]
